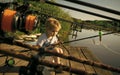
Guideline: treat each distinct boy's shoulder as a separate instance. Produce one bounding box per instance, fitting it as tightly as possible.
[38,33,47,39]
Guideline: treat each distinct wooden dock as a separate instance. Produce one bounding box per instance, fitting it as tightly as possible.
[0,43,113,75]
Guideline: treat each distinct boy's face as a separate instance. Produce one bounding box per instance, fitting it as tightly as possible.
[47,28,59,36]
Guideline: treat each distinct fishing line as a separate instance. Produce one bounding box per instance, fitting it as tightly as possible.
[56,35,72,75]
[92,39,101,45]
[92,39,120,56]
[101,43,120,56]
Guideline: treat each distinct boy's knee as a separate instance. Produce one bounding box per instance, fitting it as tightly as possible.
[60,48,63,54]
[54,47,63,53]
[57,48,63,54]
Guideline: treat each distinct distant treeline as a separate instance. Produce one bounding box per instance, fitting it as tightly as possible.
[82,20,120,32]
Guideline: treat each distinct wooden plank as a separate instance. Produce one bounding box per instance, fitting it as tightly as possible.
[0,44,29,75]
[81,47,113,75]
[76,47,96,75]
[67,46,86,75]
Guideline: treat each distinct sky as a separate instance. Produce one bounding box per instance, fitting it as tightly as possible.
[55,0,120,20]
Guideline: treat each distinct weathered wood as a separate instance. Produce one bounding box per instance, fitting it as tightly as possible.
[0,43,120,73]
[67,46,86,75]
[0,66,20,73]
[78,47,96,74]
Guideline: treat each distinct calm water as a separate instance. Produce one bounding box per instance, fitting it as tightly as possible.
[69,29,120,75]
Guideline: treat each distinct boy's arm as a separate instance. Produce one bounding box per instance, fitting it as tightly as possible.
[32,44,41,49]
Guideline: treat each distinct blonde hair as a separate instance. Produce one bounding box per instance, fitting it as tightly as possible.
[45,18,61,30]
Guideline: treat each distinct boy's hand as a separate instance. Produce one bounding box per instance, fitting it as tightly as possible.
[45,44,55,50]
[32,45,40,49]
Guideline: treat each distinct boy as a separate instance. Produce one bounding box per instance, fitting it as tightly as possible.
[36,17,63,64]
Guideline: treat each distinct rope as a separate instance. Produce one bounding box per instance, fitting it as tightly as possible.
[1,9,16,32]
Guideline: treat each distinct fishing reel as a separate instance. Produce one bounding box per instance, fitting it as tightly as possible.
[0,9,39,34]
[0,1,39,35]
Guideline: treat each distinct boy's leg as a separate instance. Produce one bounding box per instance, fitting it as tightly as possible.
[53,47,63,64]
[53,47,63,73]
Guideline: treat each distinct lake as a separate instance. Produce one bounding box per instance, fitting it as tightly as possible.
[69,29,120,75]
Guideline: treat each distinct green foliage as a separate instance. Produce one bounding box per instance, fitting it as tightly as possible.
[83,20,120,32]
[72,18,82,23]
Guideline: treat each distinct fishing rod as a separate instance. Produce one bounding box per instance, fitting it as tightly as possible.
[0,32,117,49]
[62,32,115,44]
[64,0,120,15]
[19,0,120,21]
[44,0,120,22]
[0,43,120,73]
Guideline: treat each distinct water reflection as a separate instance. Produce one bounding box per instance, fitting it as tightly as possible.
[69,29,120,75]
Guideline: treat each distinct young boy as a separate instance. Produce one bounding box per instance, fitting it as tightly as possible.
[36,17,63,64]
